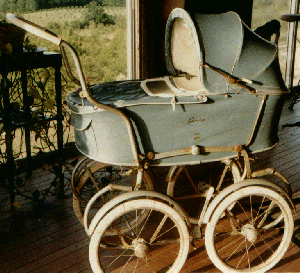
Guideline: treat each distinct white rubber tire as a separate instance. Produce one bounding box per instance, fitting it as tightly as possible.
[205,186,294,273]
[89,199,190,273]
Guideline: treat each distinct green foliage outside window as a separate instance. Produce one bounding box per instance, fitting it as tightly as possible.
[0,0,125,14]
[83,1,115,26]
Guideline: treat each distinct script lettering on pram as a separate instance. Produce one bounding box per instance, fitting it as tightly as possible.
[187,117,205,125]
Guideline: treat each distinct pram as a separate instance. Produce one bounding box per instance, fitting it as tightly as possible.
[7,7,295,273]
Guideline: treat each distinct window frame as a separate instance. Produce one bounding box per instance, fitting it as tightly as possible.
[285,0,299,88]
[127,0,140,79]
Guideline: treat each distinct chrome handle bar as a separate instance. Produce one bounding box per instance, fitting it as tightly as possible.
[6,13,61,45]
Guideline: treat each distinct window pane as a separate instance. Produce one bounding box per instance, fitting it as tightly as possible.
[23,1,127,86]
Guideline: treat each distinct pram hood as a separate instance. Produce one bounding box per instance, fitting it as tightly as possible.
[143,8,287,96]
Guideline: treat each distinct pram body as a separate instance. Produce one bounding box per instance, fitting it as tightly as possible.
[68,83,285,166]
[67,8,288,166]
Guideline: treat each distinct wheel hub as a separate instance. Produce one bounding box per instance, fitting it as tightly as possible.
[241,224,258,244]
[133,238,149,258]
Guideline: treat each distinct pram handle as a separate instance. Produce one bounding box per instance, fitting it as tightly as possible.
[6,13,81,86]
[6,14,91,98]
[281,14,300,22]
[6,13,142,166]
[6,13,62,45]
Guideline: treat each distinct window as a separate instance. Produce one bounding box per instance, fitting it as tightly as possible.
[23,1,129,85]
[252,0,298,87]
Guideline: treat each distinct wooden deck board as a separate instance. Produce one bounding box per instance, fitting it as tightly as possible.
[1,99,300,272]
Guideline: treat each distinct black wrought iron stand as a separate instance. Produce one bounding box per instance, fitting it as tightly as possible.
[0,50,63,204]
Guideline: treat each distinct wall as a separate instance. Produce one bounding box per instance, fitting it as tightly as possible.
[139,0,184,79]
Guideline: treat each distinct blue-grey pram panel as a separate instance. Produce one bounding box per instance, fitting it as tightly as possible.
[68,81,285,166]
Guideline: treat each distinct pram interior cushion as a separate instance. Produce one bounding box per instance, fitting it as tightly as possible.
[67,8,288,166]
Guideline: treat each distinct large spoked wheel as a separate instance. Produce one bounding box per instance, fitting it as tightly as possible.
[89,198,190,273]
[72,157,153,225]
[167,159,241,223]
[205,186,294,273]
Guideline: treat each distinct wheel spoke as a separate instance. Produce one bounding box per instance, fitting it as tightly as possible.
[184,167,201,194]
[120,255,135,273]
[225,237,246,262]
[150,239,182,246]
[245,240,251,269]
[119,212,138,238]
[225,209,242,233]
[253,243,265,264]
[102,254,134,258]
[143,257,158,272]
[133,258,140,273]
[250,195,254,224]
[149,215,168,244]
[260,235,276,254]
[216,164,230,191]
[218,235,244,252]
[137,209,152,239]
[253,196,266,223]
[106,248,132,269]
[72,158,153,233]
[257,201,276,228]
[167,161,240,226]
[85,166,101,191]
[236,200,252,224]
[150,224,178,245]
[235,239,248,268]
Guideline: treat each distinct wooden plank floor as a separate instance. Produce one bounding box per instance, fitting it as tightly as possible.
[1,98,300,272]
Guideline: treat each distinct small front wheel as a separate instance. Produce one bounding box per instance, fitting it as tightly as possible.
[205,186,294,273]
[89,198,190,273]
